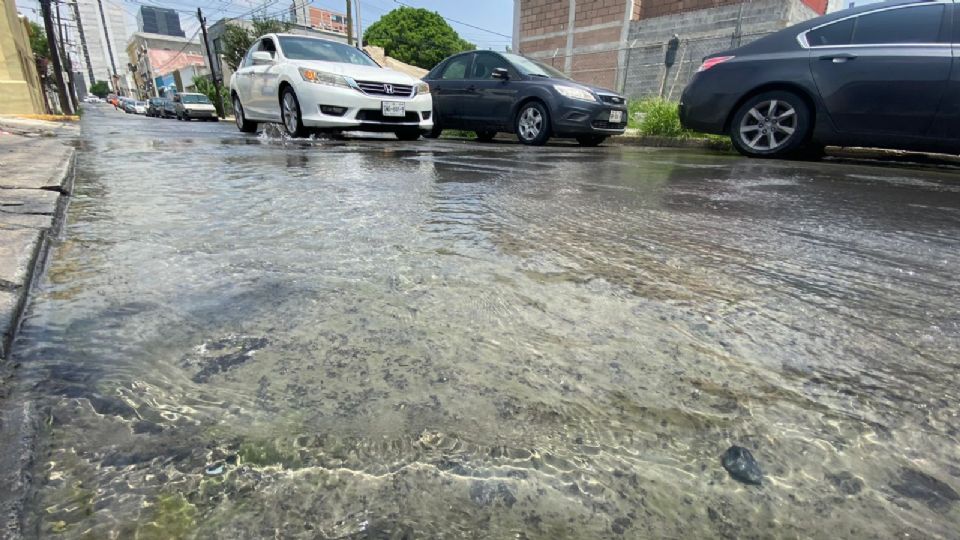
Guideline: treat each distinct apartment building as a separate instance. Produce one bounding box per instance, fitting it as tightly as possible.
[73,0,130,93]
[289,3,348,35]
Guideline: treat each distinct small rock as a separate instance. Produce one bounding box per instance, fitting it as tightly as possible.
[827,471,864,495]
[721,445,763,486]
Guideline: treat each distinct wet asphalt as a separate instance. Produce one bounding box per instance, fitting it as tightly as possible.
[6,104,960,538]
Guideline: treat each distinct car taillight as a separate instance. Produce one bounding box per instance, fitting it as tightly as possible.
[697,56,735,73]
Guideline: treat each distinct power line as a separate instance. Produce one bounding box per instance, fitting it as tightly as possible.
[390,0,511,39]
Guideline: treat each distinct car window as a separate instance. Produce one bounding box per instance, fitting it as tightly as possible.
[241,41,259,69]
[181,95,210,104]
[501,53,569,79]
[441,55,472,80]
[851,4,945,45]
[470,53,512,80]
[806,17,855,46]
[277,36,378,66]
[260,37,277,57]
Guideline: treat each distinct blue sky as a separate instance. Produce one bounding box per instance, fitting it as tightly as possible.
[16,0,515,51]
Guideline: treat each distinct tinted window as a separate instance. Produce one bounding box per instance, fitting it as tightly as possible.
[277,36,378,66]
[852,5,944,44]
[470,53,512,79]
[441,55,472,80]
[181,94,210,104]
[260,37,277,56]
[806,18,854,46]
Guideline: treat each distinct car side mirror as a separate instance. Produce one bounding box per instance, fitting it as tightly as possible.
[492,68,509,80]
[252,51,274,65]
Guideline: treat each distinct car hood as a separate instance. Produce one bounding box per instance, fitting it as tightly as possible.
[291,60,420,84]
[547,78,623,99]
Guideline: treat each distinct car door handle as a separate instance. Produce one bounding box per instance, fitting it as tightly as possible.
[819,53,857,63]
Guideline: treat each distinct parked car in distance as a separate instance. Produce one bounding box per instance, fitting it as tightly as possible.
[160,98,177,119]
[423,51,627,146]
[134,101,148,114]
[174,93,218,121]
[230,33,433,139]
[146,98,165,117]
[680,0,960,158]
[121,98,136,113]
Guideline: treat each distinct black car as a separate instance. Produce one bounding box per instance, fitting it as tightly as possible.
[146,98,165,117]
[160,98,176,119]
[680,0,960,158]
[423,51,628,146]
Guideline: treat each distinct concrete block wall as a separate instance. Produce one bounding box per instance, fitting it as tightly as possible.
[623,0,818,98]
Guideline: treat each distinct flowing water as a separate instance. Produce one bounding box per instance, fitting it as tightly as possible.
[7,108,960,538]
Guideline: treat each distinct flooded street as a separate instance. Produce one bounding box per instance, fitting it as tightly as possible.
[8,105,960,538]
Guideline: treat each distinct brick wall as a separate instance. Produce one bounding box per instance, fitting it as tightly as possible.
[519,0,570,37]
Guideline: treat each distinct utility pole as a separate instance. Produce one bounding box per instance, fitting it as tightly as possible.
[345,0,353,46]
[354,0,363,49]
[56,0,79,111]
[197,8,225,118]
[40,0,73,115]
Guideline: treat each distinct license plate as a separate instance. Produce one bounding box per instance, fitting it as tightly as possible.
[382,101,406,117]
[609,110,624,123]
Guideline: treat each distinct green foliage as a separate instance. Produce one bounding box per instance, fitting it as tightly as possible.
[363,7,474,70]
[28,21,48,59]
[192,75,231,116]
[629,98,691,138]
[220,18,292,71]
[89,81,110,98]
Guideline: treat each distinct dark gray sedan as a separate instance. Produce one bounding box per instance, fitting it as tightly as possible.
[680,0,960,158]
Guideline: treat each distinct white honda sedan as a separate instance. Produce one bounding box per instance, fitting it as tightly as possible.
[230,34,433,140]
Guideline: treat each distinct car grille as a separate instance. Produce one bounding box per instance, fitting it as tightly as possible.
[598,94,626,105]
[356,110,421,123]
[592,120,627,130]
[354,80,415,98]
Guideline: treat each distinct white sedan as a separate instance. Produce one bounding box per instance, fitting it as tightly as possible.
[230,33,433,140]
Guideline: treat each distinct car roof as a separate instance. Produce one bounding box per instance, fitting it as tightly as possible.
[733,0,940,54]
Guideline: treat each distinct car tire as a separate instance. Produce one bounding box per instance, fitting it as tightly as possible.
[515,101,551,146]
[423,125,442,139]
[729,90,812,159]
[576,135,607,147]
[476,130,496,142]
[280,87,308,138]
[395,130,421,141]
[234,96,257,133]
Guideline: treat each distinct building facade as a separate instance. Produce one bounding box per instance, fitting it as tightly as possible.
[137,6,186,38]
[289,3,348,35]
[514,0,842,96]
[127,32,204,99]
[0,0,45,113]
[74,0,130,94]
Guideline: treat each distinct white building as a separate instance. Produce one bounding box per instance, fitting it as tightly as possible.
[72,0,130,94]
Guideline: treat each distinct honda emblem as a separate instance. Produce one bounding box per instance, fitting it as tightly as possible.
[384,84,394,95]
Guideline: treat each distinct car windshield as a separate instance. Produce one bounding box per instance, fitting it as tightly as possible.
[277,36,378,67]
[181,94,210,104]
[137,101,147,106]
[502,53,569,79]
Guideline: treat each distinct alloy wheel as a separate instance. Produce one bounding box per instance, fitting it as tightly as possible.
[282,92,300,136]
[518,107,543,141]
[234,98,244,130]
[738,100,797,152]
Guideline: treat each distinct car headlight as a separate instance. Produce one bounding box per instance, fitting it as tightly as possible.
[416,82,430,95]
[554,85,598,103]
[299,68,352,89]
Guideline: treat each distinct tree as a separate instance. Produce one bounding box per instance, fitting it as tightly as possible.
[221,18,292,71]
[363,7,474,70]
[28,21,49,59]
[89,81,110,98]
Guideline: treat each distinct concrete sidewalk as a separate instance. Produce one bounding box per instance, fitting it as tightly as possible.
[0,119,77,359]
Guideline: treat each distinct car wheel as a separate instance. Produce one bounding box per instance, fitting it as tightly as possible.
[395,130,421,141]
[176,113,182,121]
[423,125,442,139]
[576,135,607,147]
[515,102,551,146]
[281,87,308,138]
[234,97,257,133]
[476,130,496,142]
[730,91,812,159]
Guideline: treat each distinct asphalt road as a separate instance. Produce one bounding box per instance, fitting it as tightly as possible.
[7,104,960,538]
